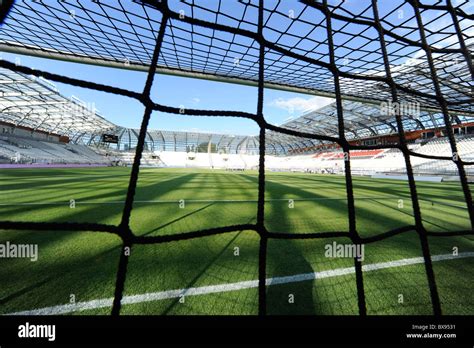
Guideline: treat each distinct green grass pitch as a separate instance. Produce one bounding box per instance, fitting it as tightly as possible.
[0,167,473,315]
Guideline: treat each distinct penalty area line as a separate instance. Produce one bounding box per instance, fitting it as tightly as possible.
[0,195,423,206]
[0,196,466,206]
[5,252,474,316]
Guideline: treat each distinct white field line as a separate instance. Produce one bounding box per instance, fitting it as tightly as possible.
[0,197,375,206]
[0,196,466,206]
[6,252,474,316]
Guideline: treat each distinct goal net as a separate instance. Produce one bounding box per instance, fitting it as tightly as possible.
[0,0,472,315]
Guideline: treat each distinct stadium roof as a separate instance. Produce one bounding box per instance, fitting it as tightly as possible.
[267,100,474,154]
[0,0,472,115]
[1,64,473,154]
[107,127,258,154]
[1,1,473,154]
[0,67,115,140]
[104,100,474,155]
[279,99,474,139]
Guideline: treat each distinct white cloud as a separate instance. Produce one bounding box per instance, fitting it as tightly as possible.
[192,97,200,103]
[269,96,334,114]
[178,128,237,135]
[180,127,205,133]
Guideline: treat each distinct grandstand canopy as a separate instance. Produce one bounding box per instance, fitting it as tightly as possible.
[110,127,258,154]
[279,100,474,139]
[104,100,474,155]
[0,67,115,141]
[0,0,472,115]
[1,64,473,155]
[1,0,473,155]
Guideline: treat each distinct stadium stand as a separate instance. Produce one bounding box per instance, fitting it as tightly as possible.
[0,134,108,164]
[1,54,473,176]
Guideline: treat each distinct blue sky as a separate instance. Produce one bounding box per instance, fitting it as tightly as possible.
[1,0,471,135]
[1,51,333,136]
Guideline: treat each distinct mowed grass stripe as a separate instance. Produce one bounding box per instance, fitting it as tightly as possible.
[7,252,473,316]
[0,168,472,315]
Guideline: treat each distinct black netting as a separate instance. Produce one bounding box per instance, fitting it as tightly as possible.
[0,0,473,315]
[1,0,473,114]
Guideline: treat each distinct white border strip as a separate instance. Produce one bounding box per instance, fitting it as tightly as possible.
[0,196,466,206]
[6,252,474,315]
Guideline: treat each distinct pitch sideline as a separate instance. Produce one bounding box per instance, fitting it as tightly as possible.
[6,252,473,315]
